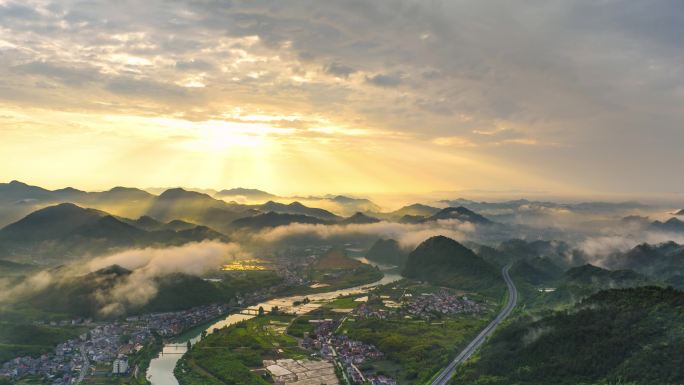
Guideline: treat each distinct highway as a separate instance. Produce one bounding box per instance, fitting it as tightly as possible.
[429,264,518,385]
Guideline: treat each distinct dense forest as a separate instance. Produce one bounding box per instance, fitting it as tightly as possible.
[452,286,684,385]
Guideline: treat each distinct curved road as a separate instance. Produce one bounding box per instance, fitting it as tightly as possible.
[430,264,517,385]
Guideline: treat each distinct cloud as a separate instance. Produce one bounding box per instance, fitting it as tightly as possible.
[325,62,356,78]
[105,77,193,101]
[0,241,248,316]
[0,270,55,303]
[578,230,684,267]
[175,59,214,71]
[432,136,477,147]
[365,73,402,87]
[253,219,476,249]
[1,0,683,193]
[578,236,639,259]
[12,61,102,86]
[85,241,246,315]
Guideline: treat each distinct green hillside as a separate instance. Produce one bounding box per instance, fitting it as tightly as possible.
[453,286,684,385]
[402,236,502,294]
[527,264,653,310]
[366,238,407,266]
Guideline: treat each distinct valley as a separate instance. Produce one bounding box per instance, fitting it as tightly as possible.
[4,3,684,384]
[2,182,684,385]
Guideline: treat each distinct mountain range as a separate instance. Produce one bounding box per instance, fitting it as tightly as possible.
[0,181,501,229]
[601,241,684,279]
[0,181,156,226]
[441,197,649,214]
[231,211,330,229]
[396,206,492,225]
[0,203,226,263]
[257,201,340,220]
[530,263,652,309]
[651,217,684,232]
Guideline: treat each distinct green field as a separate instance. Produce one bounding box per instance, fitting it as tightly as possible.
[287,264,384,295]
[175,315,308,385]
[339,316,490,385]
[320,281,497,385]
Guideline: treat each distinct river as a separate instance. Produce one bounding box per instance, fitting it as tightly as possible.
[146,261,402,385]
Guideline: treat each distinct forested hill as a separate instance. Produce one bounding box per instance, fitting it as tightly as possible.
[453,286,684,385]
[403,236,502,293]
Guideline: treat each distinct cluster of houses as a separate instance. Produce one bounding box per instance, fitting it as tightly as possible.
[353,290,485,321]
[0,323,146,384]
[87,324,148,365]
[354,302,391,319]
[0,303,232,384]
[0,349,83,385]
[401,290,485,319]
[128,303,231,336]
[301,320,396,385]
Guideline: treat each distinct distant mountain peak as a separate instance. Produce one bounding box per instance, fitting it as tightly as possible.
[91,264,132,277]
[160,187,193,196]
[108,186,141,192]
[405,203,434,209]
[341,212,380,224]
[157,187,219,202]
[258,200,339,220]
[231,211,328,229]
[216,187,275,198]
[332,195,371,203]
[54,187,82,193]
[426,206,491,224]
[651,217,684,232]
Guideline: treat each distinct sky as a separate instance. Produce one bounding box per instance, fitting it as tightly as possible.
[0,0,683,196]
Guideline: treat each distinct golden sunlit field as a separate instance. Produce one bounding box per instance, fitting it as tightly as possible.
[221,258,273,271]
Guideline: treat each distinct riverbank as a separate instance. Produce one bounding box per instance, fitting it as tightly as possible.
[171,275,498,385]
[146,265,402,385]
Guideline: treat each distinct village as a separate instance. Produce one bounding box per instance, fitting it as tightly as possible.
[353,288,486,321]
[287,287,486,385]
[0,245,363,385]
[0,253,333,385]
[0,303,231,384]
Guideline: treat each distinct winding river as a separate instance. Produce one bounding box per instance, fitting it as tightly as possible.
[146,261,402,385]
